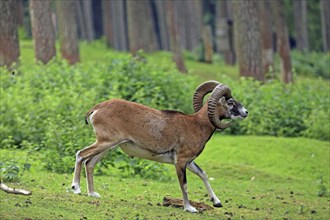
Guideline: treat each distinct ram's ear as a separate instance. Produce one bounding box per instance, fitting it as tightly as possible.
[219,97,226,106]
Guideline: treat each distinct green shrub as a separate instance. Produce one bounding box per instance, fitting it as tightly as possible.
[291,50,330,79]
[303,107,330,141]
[223,77,330,141]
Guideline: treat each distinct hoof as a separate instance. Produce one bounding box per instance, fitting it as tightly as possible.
[184,205,198,213]
[72,185,81,194]
[213,203,223,208]
[88,192,101,198]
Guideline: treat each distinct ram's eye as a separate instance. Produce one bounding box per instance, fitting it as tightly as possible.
[227,101,234,106]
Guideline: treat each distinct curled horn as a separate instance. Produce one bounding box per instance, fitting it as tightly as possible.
[193,80,220,112]
[207,84,232,129]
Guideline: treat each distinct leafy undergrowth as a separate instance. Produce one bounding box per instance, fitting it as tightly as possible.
[1,135,329,219]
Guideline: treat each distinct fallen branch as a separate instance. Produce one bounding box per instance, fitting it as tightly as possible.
[0,183,31,195]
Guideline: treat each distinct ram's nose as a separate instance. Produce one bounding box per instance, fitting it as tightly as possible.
[241,108,248,118]
[243,112,248,118]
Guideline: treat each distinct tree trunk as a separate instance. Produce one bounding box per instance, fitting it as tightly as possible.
[102,0,113,48]
[56,0,80,65]
[29,0,56,64]
[216,0,235,65]
[179,0,202,51]
[165,0,187,73]
[76,0,87,40]
[175,0,187,50]
[0,0,20,67]
[294,0,309,51]
[15,0,24,27]
[226,0,236,64]
[272,0,293,84]
[112,0,128,51]
[320,0,330,52]
[126,0,157,53]
[154,0,170,50]
[216,0,229,53]
[258,0,273,73]
[192,0,203,50]
[187,0,202,51]
[202,25,213,63]
[232,0,264,81]
[82,0,94,42]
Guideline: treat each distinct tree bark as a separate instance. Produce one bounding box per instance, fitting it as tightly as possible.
[102,0,113,48]
[76,0,87,40]
[0,0,20,67]
[179,0,202,51]
[202,25,213,63]
[29,0,56,64]
[294,0,309,51]
[56,0,80,65]
[216,0,235,65]
[272,0,293,84]
[232,0,264,81]
[15,0,24,27]
[154,0,170,50]
[82,0,94,42]
[320,0,330,52]
[112,0,128,51]
[165,0,187,73]
[192,0,203,50]
[175,0,187,50]
[226,0,236,64]
[126,0,157,53]
[258,0,273,73]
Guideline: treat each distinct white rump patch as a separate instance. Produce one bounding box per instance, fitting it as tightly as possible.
[89,110,98,124]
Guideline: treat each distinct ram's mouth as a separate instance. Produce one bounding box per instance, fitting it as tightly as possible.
[220,118,232,123]
[231,115,246,120]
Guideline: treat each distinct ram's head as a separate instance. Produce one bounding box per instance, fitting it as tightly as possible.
[193,80,248,129]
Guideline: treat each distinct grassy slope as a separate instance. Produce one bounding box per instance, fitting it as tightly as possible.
[1,136,329,220]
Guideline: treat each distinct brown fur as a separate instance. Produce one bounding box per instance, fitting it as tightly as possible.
[86,99,214,159]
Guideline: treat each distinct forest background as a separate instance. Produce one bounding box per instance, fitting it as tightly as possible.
[0,0,329,219]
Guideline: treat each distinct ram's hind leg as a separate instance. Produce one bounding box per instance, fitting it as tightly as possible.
[72,149,87,194]
[85,151,107,197]
[72,140,119,196]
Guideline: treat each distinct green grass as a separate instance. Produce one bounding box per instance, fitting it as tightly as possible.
[1,135,329,219]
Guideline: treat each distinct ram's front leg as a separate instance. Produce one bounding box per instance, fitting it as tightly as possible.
[175,161,197,213]
[187,161,222,207]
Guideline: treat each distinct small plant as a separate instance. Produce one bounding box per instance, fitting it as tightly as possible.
[0,162,20,182]
[0,139,33,183]
[298,205,305,215]
[317,176,330,197]
[0,153,31,183]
